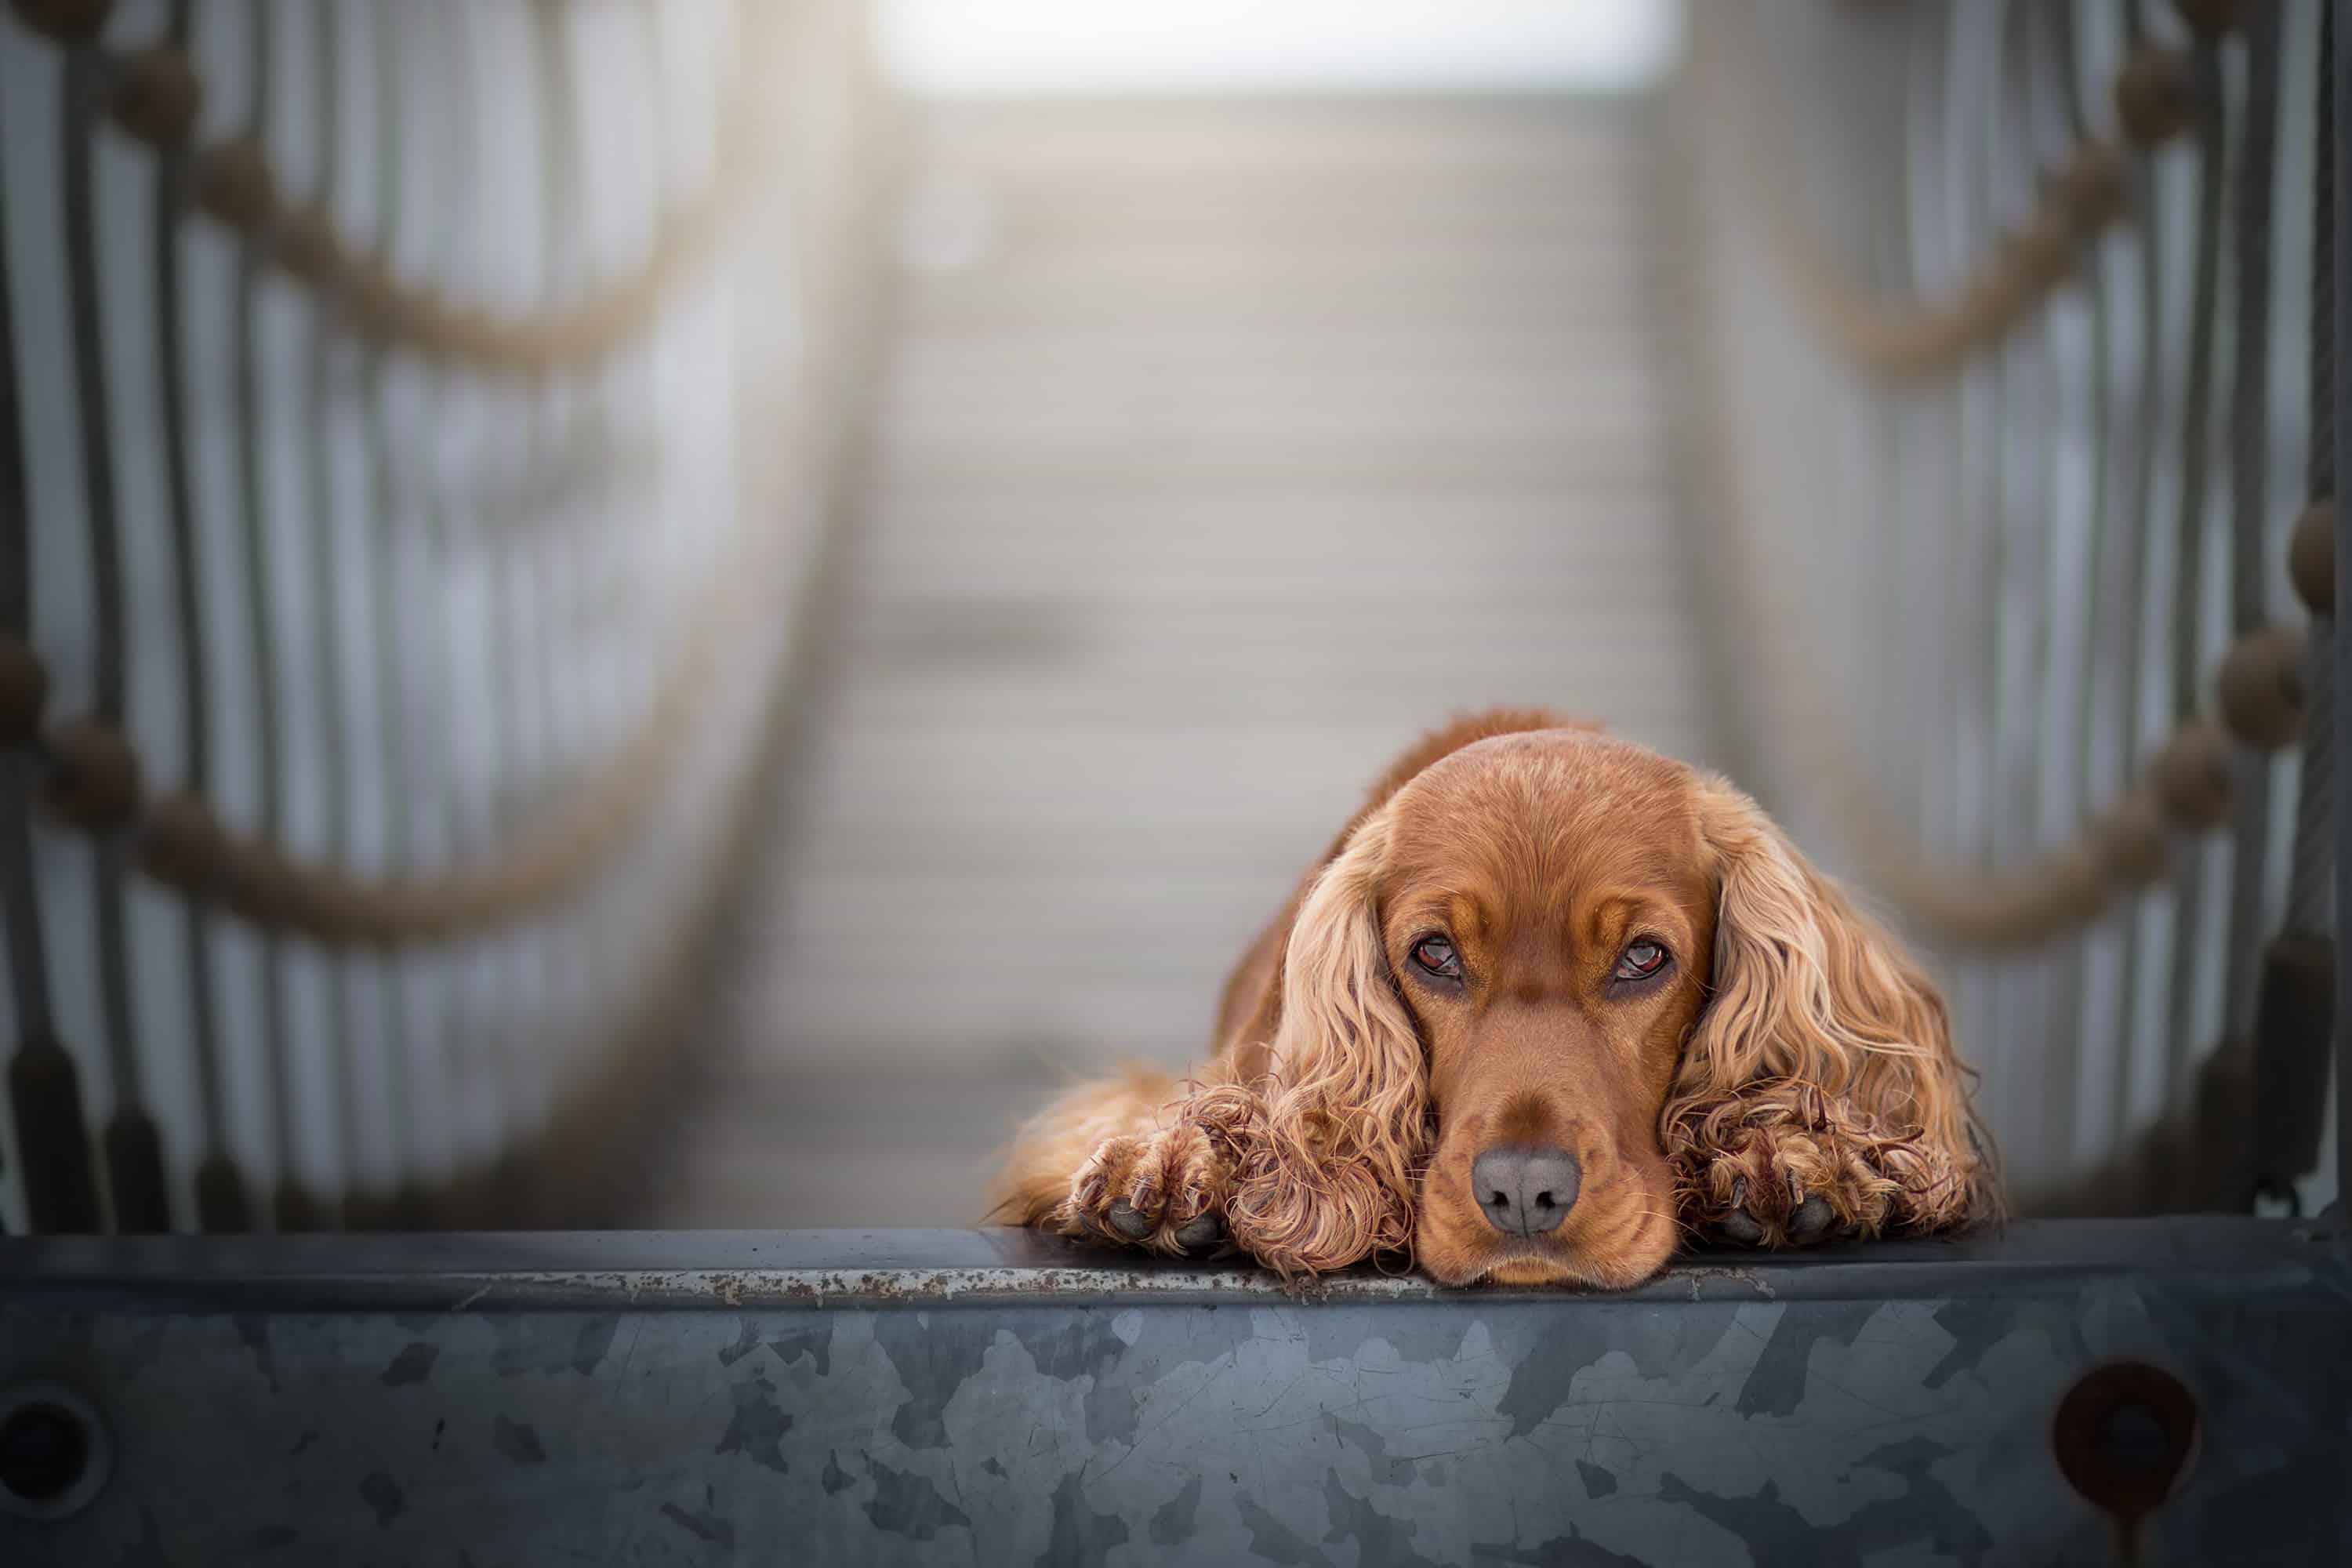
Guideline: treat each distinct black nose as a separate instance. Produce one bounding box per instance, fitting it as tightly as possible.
[1472,1144,1581,1237]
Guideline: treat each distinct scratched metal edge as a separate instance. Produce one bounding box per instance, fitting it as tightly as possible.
[1,1218,2346,1312]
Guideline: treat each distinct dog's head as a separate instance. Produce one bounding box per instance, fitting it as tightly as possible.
[1228,727,1980,1287]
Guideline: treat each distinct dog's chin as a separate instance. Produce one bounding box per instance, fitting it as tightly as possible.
[1479,1252,1591,1287]
[1417,1214,1677,1291]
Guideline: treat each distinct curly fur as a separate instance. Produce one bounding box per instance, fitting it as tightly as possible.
[993,709,1994,1287]
[1195,806,1428,1279]
[1661,782,1995,1237]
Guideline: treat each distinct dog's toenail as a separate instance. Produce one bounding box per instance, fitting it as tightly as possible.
[1172,1211,1225,1250]
[1719,1207,1765,1245]
[1105,1199,1154,1241]
[1788,1194,1835,1242]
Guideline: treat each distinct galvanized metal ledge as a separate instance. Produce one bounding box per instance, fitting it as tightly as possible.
[2,1215,2346,1312]
[6,1218,2350,1563]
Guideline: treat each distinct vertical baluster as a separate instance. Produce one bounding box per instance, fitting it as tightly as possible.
[225,0,315,1232]
[352,0,420,1228]
[295,0,357,1230]
[2241,0,2336,1214]
[2102,0,2175,1207]
[1991,2,2050,1196]
[356,0,462,1226]
[466,0,532,1214]
[2022,0,2097,1194]
[55,2,172,1232]
[1949,0,2017,1187]
[527,0,587,1223]
[2220,2,2282,1023]
[434,3,508,1215]
[489,0,550,1206]
[0,134,101,1236]
[2329,0,2349,1218]
[2067,0,2139,1196]
[383,2,472,1225]
[2158,29,2230,1102]
[150,0,252,1235]
[2213,1,2291,1213]
[1893,4,1944,869]
[1927,0,1977,1163]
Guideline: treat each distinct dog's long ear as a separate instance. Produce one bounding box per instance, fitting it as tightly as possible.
[1663,779,1991,1236]
[1206,804,1428,1279]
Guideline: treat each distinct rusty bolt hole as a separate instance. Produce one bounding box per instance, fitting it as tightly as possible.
[1,1404,87,1501]
[2052,1362,2199,1527]
[0,1384,111,1522]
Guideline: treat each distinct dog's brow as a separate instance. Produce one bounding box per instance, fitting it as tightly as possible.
[1576,891,1665,950]
[1448,893,1491,942]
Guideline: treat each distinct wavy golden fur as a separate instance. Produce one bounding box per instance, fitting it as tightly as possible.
[996,709,1992,1287]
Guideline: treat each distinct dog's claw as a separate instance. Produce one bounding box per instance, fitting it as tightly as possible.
[1719,1178,1765,1244]
[1105,1199,1154,1241]
[1172,1211,1225,1250]
[1787,1193,1836,1243]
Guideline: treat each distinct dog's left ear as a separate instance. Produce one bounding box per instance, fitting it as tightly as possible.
[1665,779,1990,1233]
[1203,804,1429,1279]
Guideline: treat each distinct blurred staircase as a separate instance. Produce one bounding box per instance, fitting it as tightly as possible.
[646,96,1720,1226]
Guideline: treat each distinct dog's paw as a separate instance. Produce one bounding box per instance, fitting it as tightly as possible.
[1064,1117,1237,1255]
[1668,1080,1971,1248]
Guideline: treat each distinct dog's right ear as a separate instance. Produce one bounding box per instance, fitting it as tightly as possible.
[1205,804,1429,1279]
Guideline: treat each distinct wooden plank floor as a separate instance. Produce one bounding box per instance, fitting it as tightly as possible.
[644,97,1720,1227]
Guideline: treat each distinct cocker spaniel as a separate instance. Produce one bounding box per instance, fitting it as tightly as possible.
[997,710,1991,1287]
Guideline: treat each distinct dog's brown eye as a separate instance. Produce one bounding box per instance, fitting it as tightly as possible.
[1411,935,1461,980]
[1614,940,1668,981]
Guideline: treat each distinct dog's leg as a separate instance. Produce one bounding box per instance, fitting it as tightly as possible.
[995,1067,1241,1254]
[1666,1079,1976,1247]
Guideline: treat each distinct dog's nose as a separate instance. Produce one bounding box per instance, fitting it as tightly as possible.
[1472,1144,1581,1237]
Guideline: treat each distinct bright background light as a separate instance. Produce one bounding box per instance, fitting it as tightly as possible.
[877,0,1686,96]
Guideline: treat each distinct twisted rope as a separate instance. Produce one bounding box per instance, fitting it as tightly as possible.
[1739,0,2216,383]
[1679,5,2315,953]
[0,0,786,940]
[11,1,752,378]
[1,508,783,946]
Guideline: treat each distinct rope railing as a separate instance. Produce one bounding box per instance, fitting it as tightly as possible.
[11,0,754,379]
[1679,0,2332,1210]
[0,0,887,1236]
[1704,0,2321,953]
[0,521,743,946]
[1692,412,2328,949]
[1763,132,2134,384]
[0,0,775,945]
[1748,23,2214,383]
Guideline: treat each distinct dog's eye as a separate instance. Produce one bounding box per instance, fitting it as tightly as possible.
[1613,939,1668,981]
[1410,935,1461,980]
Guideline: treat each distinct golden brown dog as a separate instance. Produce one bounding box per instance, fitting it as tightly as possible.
[997,709,1991,1287]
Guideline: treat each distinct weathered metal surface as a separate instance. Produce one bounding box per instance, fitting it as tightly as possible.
[2,1221,2348,1564]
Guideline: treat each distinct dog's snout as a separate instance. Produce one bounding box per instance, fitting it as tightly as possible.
[1472,1144,1581,1238]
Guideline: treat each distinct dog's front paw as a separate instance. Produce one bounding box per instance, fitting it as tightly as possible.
[1668,1080,1971,1247]
[1064,1116,1237,1255]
